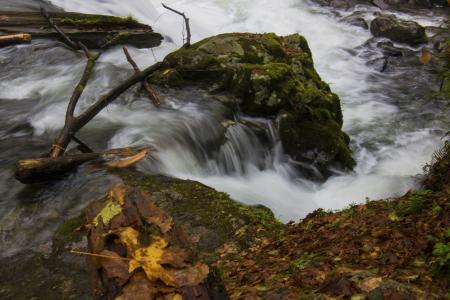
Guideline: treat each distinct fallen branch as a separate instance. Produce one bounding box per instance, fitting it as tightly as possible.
[15,147,151,184]
[0,33,32,47]
[162,3,191,47]
[50,61,162,158]
[123,47,161,107]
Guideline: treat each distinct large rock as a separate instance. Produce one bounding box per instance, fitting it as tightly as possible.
[150,33,355,176]
[370,15,428,46]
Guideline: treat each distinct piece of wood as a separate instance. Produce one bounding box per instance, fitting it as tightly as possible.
[0,11,162,49]
[15,147,150,184]
[0,33,31,47]
[123,47,161,107]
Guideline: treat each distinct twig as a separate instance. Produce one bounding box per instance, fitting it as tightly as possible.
[70,250,130,261]
[123,47,161,107]
[40,7,79,50]
[71,135,95,153]
[161,3,191,47]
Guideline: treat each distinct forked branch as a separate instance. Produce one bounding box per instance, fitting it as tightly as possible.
[123,47,161,107]
[162,3,191,47]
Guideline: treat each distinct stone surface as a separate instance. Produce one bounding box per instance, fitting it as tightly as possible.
[370,15,428,46]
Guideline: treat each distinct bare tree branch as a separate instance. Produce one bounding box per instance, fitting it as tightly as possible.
[50,62,162,157]
[123,47,161,107]
[40,7,80,49]
[161,3,191,47]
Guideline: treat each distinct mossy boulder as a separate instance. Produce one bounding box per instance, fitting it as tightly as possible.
[118,170,284,261]
[150,32,355,175]
[370,15,428,46]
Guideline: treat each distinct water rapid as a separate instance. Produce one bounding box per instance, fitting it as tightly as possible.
[1,0,448,228]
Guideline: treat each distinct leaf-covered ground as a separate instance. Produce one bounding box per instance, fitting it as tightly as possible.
[216,140,450,299]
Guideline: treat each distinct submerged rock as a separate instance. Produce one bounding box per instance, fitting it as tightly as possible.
[370,15,428,46]
[150,32,355,176]
[342,12,369,29]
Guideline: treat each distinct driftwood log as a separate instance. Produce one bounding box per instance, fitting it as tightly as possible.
[0,11,162,49]
[15,147,151,184]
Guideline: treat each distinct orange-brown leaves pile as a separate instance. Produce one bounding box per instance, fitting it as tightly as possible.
[86,184,210,300]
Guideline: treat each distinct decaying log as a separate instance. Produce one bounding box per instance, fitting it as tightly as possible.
[162,3,191,47]
[123,47,161,107]
[15,147,150,184]
[0,33,31,47]
[0,11,163,49]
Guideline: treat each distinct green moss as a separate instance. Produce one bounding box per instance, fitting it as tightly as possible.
[119,171,284,256]
[279,115,355,172]
[57,13,139,27]
[52,215,85,253]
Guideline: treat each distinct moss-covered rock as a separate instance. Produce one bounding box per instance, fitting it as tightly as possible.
[118,170,284,262]
[150,32,355,175]
[370,15,428,46]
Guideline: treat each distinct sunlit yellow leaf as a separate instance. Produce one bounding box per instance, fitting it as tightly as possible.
[94,200,122,226]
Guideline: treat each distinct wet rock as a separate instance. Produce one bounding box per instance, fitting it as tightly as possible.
[150,32,355,176]
[370,15,428,46]
[342,12,369,29]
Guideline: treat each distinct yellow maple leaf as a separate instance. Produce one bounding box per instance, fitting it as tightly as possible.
[117,228,177,287]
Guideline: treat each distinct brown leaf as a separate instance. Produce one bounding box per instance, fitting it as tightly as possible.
[319,275,360,297]
[419,48,432,65]
[168,263,209,287]
[100,250,131,287]
[159,248,189,268]
[115,273,159,300]
[135,192,173,233]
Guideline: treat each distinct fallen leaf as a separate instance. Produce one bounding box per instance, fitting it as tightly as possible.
[100,250,130,286]
[94,199,123,226]
[115,273,159,300]
[168,263,209,287]
[419,48,431,65]
[135,193,173,233]
[117,228,177,286]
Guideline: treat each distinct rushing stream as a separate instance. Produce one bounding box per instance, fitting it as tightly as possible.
[0,0,449,256]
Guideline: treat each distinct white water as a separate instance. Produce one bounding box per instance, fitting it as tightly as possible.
[2,0,446,221]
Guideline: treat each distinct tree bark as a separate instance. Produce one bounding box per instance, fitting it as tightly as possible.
[0,11,162,49]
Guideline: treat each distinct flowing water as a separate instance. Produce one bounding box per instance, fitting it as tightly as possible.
[0,0,448,256]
